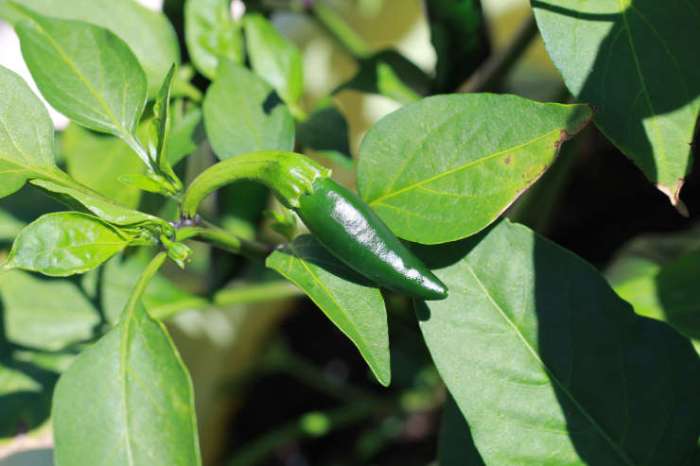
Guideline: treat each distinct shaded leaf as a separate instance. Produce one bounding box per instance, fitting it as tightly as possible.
[52,254,202,466]
[418,220,700,465]
[167,107,204,166]
[13,5,148,141]
[358,94,591,244]
[203,60,294,159]
[266,235,390,386]
[0,65,57,200]
[184,0,244,79]
[244,13,304,107]
[2,0,180,95]
[0,350,63,441]
[61,124,143,209]
[297,102,352,166]
[0,271,98,351]
[532,0,700,207]
[5,212,132,277]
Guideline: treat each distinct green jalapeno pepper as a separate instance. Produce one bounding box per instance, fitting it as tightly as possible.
[295,177,447,300]
[182,151,448,300]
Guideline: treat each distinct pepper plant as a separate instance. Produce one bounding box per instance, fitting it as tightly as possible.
[0,0,699,465]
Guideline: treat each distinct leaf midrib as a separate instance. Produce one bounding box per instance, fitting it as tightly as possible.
[368,128,560,206]
[119,311,136,466]
[463,262,636,466]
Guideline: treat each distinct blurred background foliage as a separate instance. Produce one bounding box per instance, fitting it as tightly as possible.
[0,0,698,465]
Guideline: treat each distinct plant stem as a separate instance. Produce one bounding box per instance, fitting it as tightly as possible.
[458,14,539,93]
[175,224,272,260]
[213,281,302,307]
[266,344,383,403]
[226,399,390,466]
[308,2,372,59]
[125,252,168,317]
[148,281,300,321]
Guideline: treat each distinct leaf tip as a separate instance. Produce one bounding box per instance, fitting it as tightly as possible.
[374,369,391,387]
[657,180,688,217]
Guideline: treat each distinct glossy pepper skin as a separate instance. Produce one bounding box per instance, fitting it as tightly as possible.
[295,177,448,300]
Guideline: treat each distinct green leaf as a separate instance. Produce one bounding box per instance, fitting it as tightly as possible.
[0,65,57,200]
[438,396,485,466]
[61,124,144,209]
[532,0,700,208]
[184,0,244,79]
[52,254,202,466]
[2,0,180,96]
[358,94,592,244]
[0,271,99,351]
[266,235,390,386]
[5,212,132,277]
[244,13,304,107]
[30,179,161,227]
[167,107,204,166]
[203,60,295,159]
[417,220,700,465]
[426,0,490,93]
[0,209,24,242]
[13,5,148,143]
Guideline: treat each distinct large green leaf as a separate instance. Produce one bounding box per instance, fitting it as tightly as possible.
[52,254,202,466]
[203,60,294,159]
[13,5,148,142]
[266,235,390,386]
[532,0,700,207]
[417,220,700,465]
[0,65,57,200]
[0,271,98,351]
[184,0,244,79]
[1,0,180,95]
[358,94,592,244]
[61,124,144,209]
[244,14,304,108]
[5,212,132,277]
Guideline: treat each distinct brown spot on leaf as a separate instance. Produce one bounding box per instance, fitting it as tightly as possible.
[504,155,512,165]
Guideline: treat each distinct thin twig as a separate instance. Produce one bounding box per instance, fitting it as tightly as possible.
[458,14,539,93]
[307,1,372,59]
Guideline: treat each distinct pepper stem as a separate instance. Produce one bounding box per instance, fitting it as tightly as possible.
[180,151,331,219]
